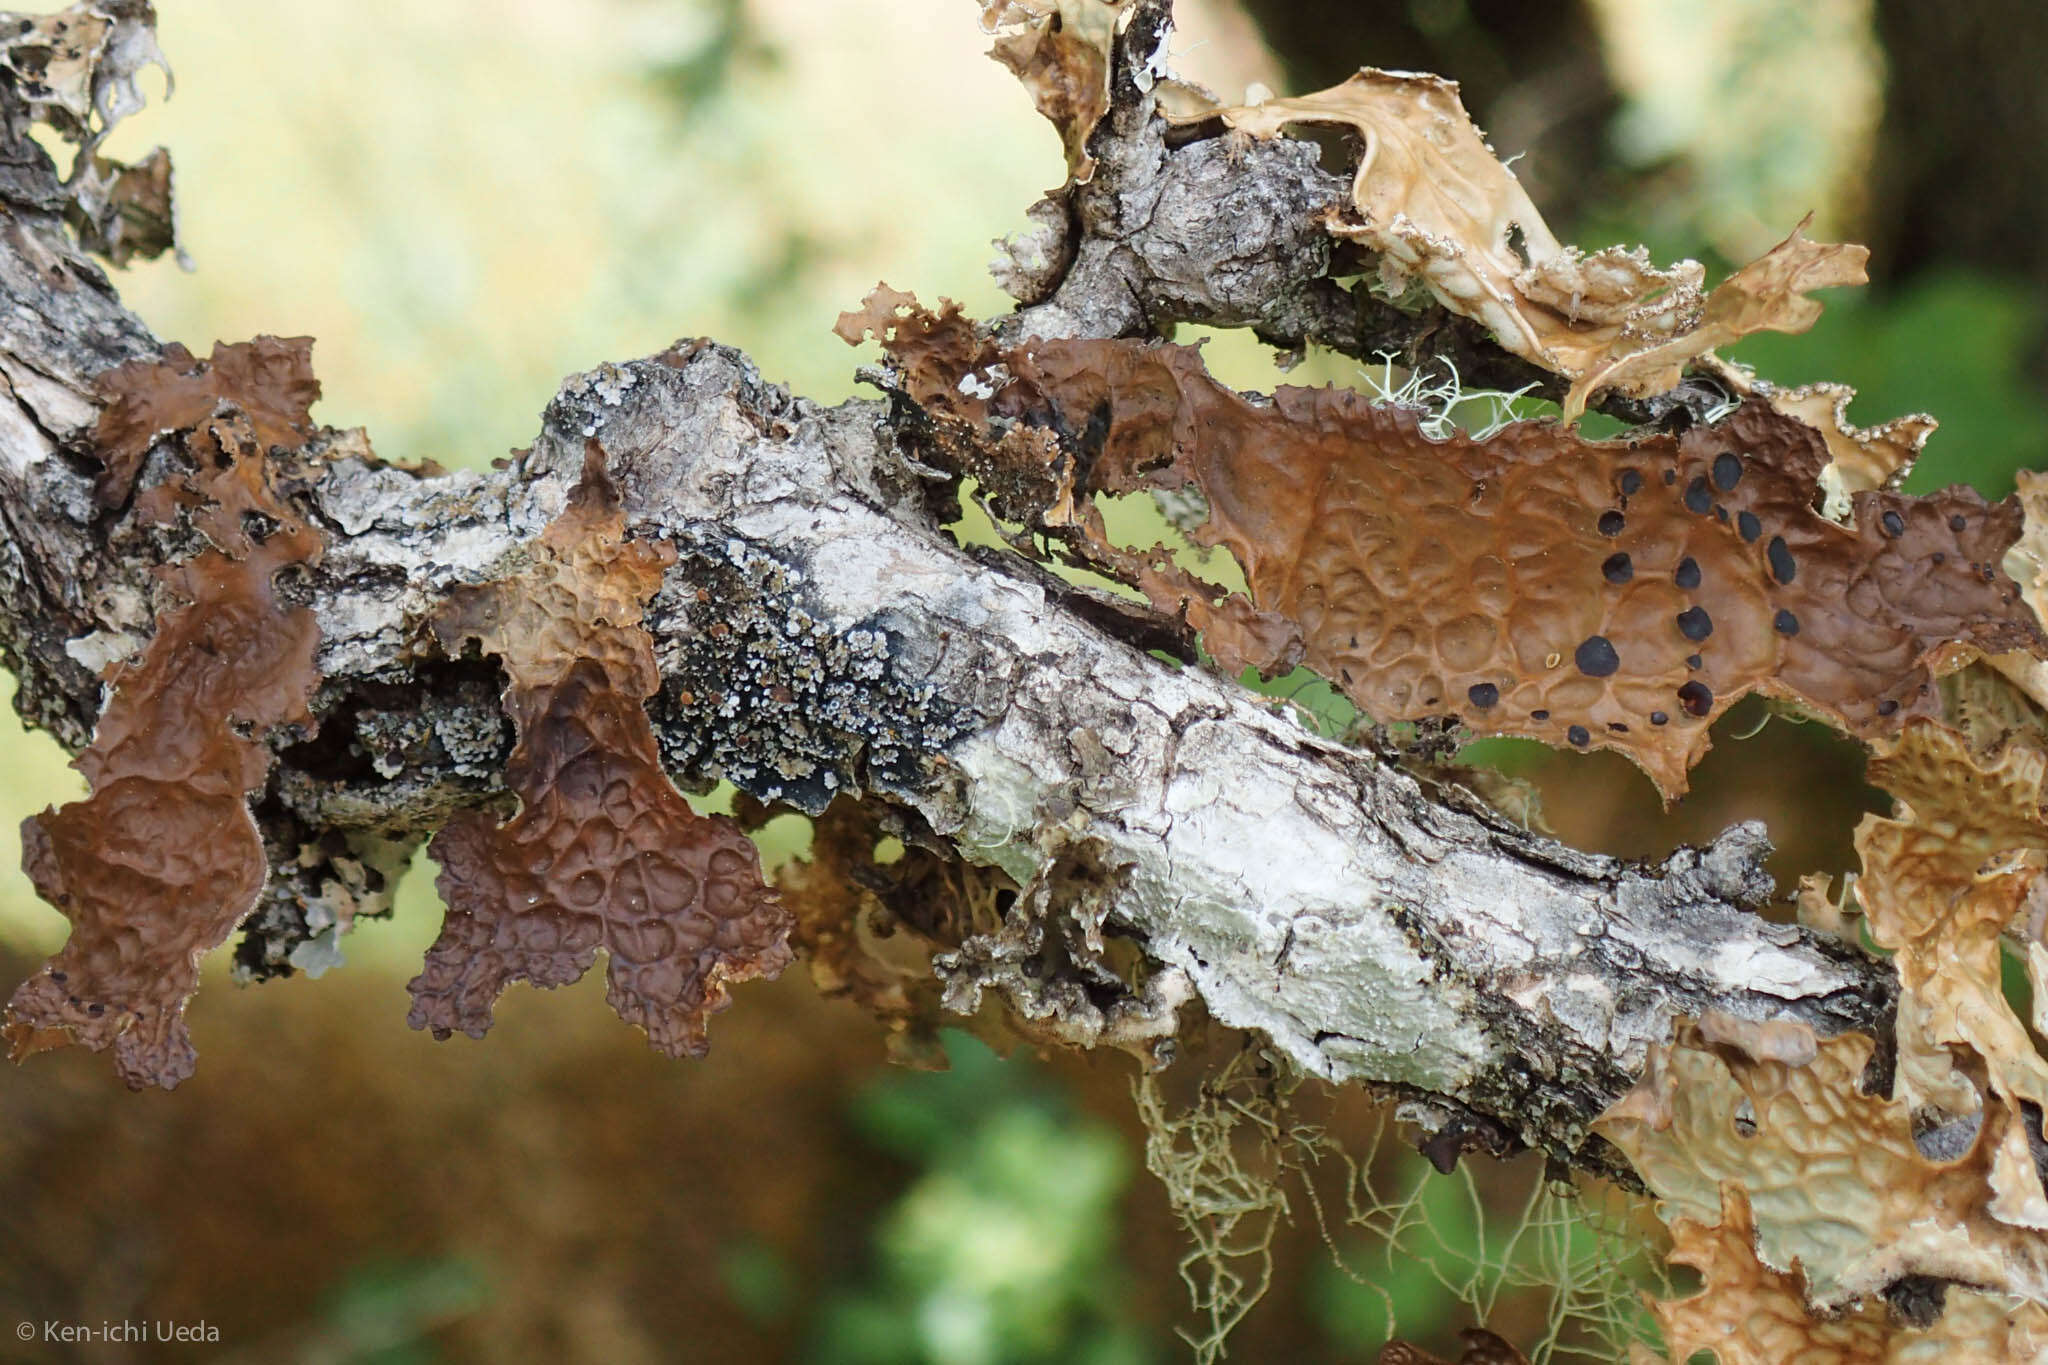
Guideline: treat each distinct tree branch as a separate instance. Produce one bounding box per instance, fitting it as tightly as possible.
[0,1,1896,1164]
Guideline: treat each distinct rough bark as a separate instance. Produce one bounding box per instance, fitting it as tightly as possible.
[0,0,1895,1166]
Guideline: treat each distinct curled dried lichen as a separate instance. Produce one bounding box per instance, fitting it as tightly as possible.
[1595,1022,2048,1310]
[1652,1186,2048,1364]
[772,797,1183,1067]
[409,441,792,1057]
[772,796,1014,1069]
[1162,72,1863,419]
[0,2,182,263]
[0,1,169,148]
[935,826,1188,1065]
[980,0,1131,183]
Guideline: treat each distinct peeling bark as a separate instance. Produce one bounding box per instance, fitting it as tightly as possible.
[0,1,1898,1162]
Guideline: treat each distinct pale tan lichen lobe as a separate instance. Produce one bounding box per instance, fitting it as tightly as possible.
[1162,71,1864,419]
[409,441,793,1057]
[1652,1185,2048,1364]
[1597,1023,2048,1312]
[979,0,1131,184]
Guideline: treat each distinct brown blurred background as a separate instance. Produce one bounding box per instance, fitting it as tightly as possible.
[5,1,2047,1361]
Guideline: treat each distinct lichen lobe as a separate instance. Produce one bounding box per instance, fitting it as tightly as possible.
[92,335,320,509]
[5,338,327,1089]
[850,300,2042,798]
[409,442,793,1056]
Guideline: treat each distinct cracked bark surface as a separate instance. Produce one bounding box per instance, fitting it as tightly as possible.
[0,0,1895,1163]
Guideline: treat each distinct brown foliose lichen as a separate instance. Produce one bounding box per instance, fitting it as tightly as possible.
[844,295,2043,797]
[92,335,320,509]
[5,338,327,1089]
[409,441,793,1057]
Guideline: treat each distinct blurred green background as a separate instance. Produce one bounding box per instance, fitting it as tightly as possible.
[3,0,2045,1361]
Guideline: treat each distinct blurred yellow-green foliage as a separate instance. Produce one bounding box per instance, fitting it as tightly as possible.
[108,0,1057,458]
[5,1,2048,1362]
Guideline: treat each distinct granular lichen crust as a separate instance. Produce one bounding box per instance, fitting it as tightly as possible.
[652,532,973,815]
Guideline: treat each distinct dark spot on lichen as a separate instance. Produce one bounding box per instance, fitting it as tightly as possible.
[1607,721,1628,733]
[1932,552,1946,565]
[1774,609,1800,636]
[1881,509,1905,538]
[1949,514,1967,532]
[1467,682,1499,709]
[1738,510,1761,543]
[1678,680,1713,717]
[1530,709,1549,721]
[1649,710,1668,726]
[1674,557,1701,590]
[1878,698,1899,717]
[1663,469,1677,486]
[1619,469,1643,496]
[1684,476,1713,515]
[1677,606,1713,642]
[1712,451,1743,491]
[1597,510,1625,537]
[1883,1275,1951,1331]
[1602,552,1633,585]
[1685,653,1703,670]
[1575,635,1620,677]
[1767,536,1796,584]
[1567,725,1589,747]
